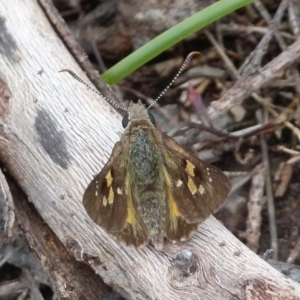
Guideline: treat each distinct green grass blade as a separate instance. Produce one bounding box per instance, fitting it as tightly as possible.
[102,0,255,85]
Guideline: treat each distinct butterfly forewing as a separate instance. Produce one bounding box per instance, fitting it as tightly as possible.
[83,142,127,232]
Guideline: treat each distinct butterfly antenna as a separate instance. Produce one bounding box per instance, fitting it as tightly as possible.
[147,51,200,110]
[59,69,128,112]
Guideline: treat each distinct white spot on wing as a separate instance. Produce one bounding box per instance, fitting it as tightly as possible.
[108,194,114,205]
[103,196,108,207]
[176,180,183,187]
[199,184,205,195]
[206,168,210,176]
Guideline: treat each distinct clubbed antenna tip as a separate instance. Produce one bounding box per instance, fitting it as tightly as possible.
[147,51,200,110]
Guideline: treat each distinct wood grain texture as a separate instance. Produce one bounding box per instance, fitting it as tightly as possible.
[0,1,300,299]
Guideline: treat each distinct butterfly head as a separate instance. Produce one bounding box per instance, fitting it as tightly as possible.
[122,100,155,128]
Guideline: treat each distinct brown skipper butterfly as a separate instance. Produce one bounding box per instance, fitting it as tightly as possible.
[61,53,231,250]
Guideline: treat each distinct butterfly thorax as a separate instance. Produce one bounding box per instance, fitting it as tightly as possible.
[125,119,167,249]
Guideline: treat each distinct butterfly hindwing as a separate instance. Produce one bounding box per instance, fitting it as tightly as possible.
[162,168,198,241]
[83,141,149,247]
[162,134,231,241]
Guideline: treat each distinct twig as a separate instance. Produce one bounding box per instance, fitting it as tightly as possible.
[210,19,300,116]
[253,93,300,141]
[287,238,300,264]
[219,24,295,40]
[288,1,300,36]
[240,0,289,77]
[257,110,278,260]
[254,0,288,51]
[278,145,300,156]
[244,165,266,253]
[254,0,300,96]
[227,171,251,196]
[274,162,293,197]
[186,121,274,141]
[204,30,237,80]
[204,30,248,122]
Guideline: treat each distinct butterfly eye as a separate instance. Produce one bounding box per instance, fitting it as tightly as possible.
[148,113,155,125]
[122,115,129,128]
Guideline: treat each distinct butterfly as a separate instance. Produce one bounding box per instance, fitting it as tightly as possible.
[61,53,231,250]
[82,100,231,250]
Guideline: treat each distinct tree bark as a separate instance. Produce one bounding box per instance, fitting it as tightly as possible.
[0,0,300,299]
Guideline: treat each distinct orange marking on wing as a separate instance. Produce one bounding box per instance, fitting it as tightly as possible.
[163,167,180,231]
[108,187,114,204]
[186,160,195,176]
[125,175,137,225]
[188,176,197,194]
[105,170,113,187]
